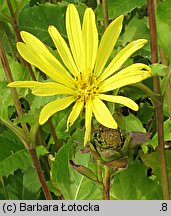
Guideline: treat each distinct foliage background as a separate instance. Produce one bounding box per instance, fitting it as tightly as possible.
[0,0,170,200]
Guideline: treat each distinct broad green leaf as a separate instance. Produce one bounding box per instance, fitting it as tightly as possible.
[110,160,162,199]
[18,3,67,46]
[0,134,48,177]
[122,17,149,45]
[156,0,171,62]
[23,167,41,196]
[51,130,101,200]
[0,129,24,163]
[117,112,146,133]
[96,0,146,21]
[0,149,32,177]
[140,150,171,194]
[137,101,154,125]
[6,169,41,200]
[30,95,59,110]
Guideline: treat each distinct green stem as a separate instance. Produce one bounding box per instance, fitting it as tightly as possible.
[147,0,170,200]
[97,160,103,183]
[131,83,160,107]
[103,166,111,200]
[102,0,109,29]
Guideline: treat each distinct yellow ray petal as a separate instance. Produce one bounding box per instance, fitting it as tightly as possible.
[84,100,92,146]
[18,33,74,88]
[91,97,118,129]
[66,4,84,72]
[67,100,84,130]
[94,15,123,77]
[39,96,76,125]
[82,8,98,74]
[99,39,148,82]
[7,81,41,88]
[99,63,151,92]
[32,82,75,96]
[48,25,79,77]
[99,94,139,111]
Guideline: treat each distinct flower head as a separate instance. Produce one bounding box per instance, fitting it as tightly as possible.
[8,4,151,146]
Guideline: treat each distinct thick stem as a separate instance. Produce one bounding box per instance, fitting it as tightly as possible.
[102,0,109,29]
[103,166,111,200]
[28,147,52,200]
[147,0,170,199]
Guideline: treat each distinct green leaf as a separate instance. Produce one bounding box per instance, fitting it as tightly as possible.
[96,0,146,21]
[117,112,146,133]
[18,3,67,46]
[156,0,171,62]
[110,160,162,199]
[22,167,41,196]
[0,129,24,163]
[140,150,171,194]
[6,169,41,200]
[46,180,61,197]
[51,140,101,199]
[31,95,59,111]
[122,17,149,45]
[0,149,32,177]
[0,128,48,177]
[150,63,167,76]
[13,109,40,126]
[148,119,171,149]
[36,145,49,157]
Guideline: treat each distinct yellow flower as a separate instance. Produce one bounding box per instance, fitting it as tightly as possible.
[8,4,151,146]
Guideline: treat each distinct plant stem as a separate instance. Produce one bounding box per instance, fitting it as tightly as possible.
[48,117,61,150]
[102,0,109,29]
[0,39,29,141]
[28,147,52,200]
[147,0,170,200]
[7,0,36,81]
[97,160,103,183]
[101,0,111,200]
[7,0,60,151]
[131,83,160,107]
[0,39,52,200]
[103,166,111,200]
